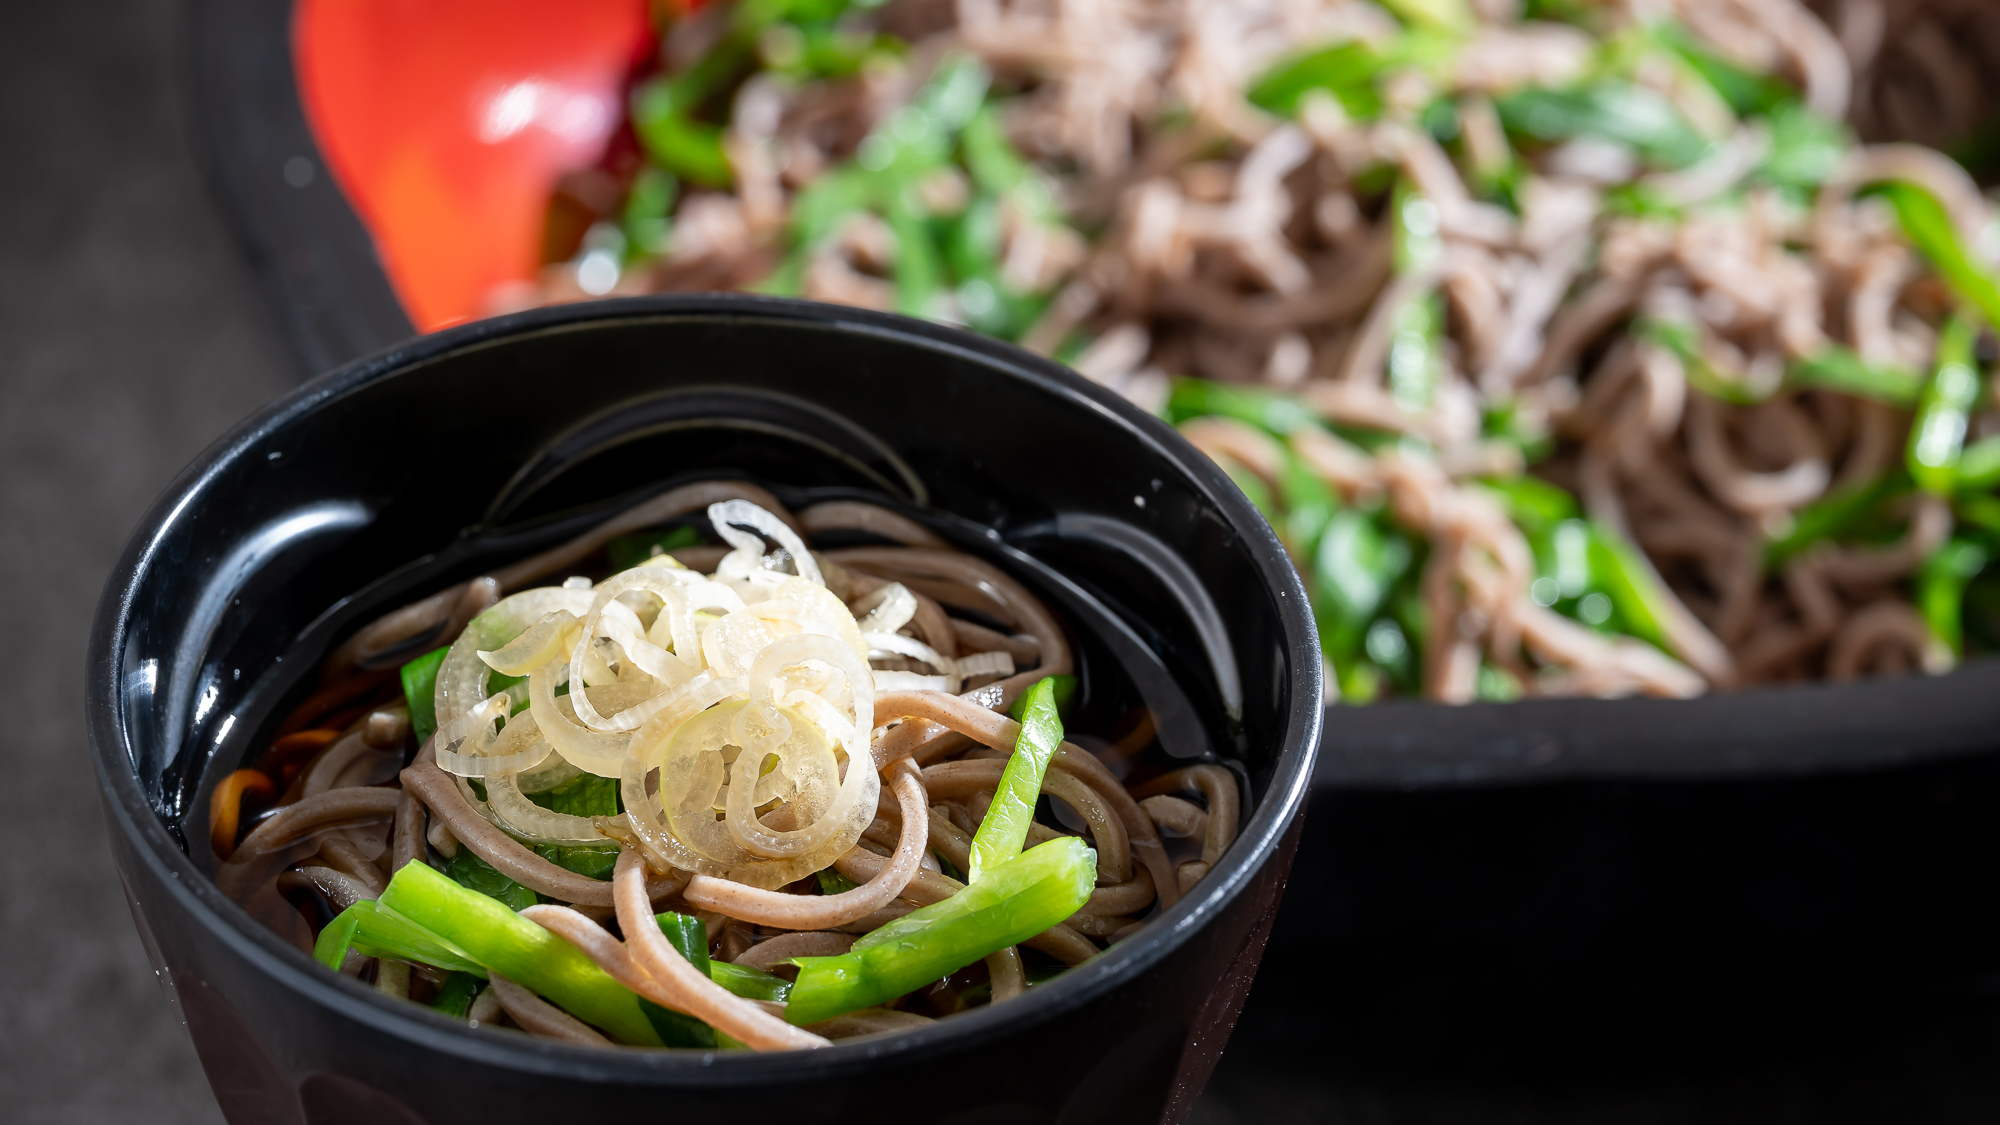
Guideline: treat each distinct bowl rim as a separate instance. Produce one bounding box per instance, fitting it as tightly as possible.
[86,292,1324,1084]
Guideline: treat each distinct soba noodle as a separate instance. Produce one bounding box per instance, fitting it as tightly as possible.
[504,0,2000,701]
[210,489,1237,1049]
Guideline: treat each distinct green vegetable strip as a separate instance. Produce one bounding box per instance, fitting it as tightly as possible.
[1481,475,1581,535]
[1765,472,1911,568]
[620,166,679,260]
[1585,524,1675,653]
[967,677,1064,884]
[529,775,624,880]
[1756,102,1848,190]
[785,836,1095,1027]
[637,916,787,1044]
[352,902,488,976]
[313,905,365,971]
[400,646,448,747]
[1247,41,1386,118]
[1879,182,2000,331]
[1955,437,2000,494]
[1907,313,1984,495]
[377,862,663,1047]
[313,899,488,977]
[1379,0,1472,33]
[1006,673,1076,722]
[1641,321,1924,409]
[1166,375,1320,436]
[641,914,716,1048]
[444,847,538,911]
[1636,319,1765,404]
[1919,539,1988,657]
[1788,345,1924,407]
[1654,21,1793,116]
[888,190,943,317]
[431,973,481,1018]
[1495,82,1709,169]
[1957,494,2000,537]
[1279,450,1340,561]
[816,867,860,895]
[1392,178,1442,275]
[960,105,1031,195]
[658,911,709,972]
[711,961,792,1003]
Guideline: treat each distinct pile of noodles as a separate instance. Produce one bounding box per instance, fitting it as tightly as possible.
[501,0,2000,701]
[210,485,1238,1048]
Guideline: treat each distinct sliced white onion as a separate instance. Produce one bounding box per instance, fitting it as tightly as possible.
[778,686,858,752]
[436,588,594,728]
[650,705,756,859]
[866,631,951,667]
[566,569,743,732]
[601,599,695,687]
[517,747,583,794]
[620,680,747,876]
[417,501,893,889]
[478,610,579,677]
[658,701,806,866]
[528,664,634,778]
[863,633,1014,693]
[600,669,745,734]
[703,577,869,679]
[484,771,606,845]
[852,582,918,635]
[709,499,824,587]
[435,699,554,779]
[433,692,509,755]
[873,670,951,692]
[620,634,872,885]
[725,635,872,859]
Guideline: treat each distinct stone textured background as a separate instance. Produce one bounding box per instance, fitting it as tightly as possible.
[0,3,281,1120]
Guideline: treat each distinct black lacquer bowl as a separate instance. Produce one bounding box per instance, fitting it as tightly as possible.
[86,296,1321,1125]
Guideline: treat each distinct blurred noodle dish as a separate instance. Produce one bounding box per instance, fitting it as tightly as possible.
[478,0,2000,701]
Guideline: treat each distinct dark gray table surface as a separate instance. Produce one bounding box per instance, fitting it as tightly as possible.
[9,2,2000,1122]
[1,3,284,1120]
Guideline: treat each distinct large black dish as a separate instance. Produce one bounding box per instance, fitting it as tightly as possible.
[183,0,2000,1086]
[185,0,2000,786]
[87,295,1321,1125]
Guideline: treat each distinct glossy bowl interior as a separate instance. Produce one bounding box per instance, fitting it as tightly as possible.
[88,295,1321,1125]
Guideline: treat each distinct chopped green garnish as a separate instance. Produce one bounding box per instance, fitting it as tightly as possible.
[640,913,717,1048]
[1006,673,1077,722]
[785,836,1095,1026]
[1877,182,2000,331]
[712,961,792,1003]
[969,678,1065,883]
[431,972,482,1018]
[1496,81,1709,169]
[400,646,449,746]
[378,862,662,1046]
[1920,539,1988,657]
[442,849,538,911]
[312,898,487,978]
[1907,313,1985,495]
[816,867,860,895]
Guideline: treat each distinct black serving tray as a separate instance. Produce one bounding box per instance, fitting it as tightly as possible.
[183,0,415,376]
[186,3,2000,1090]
